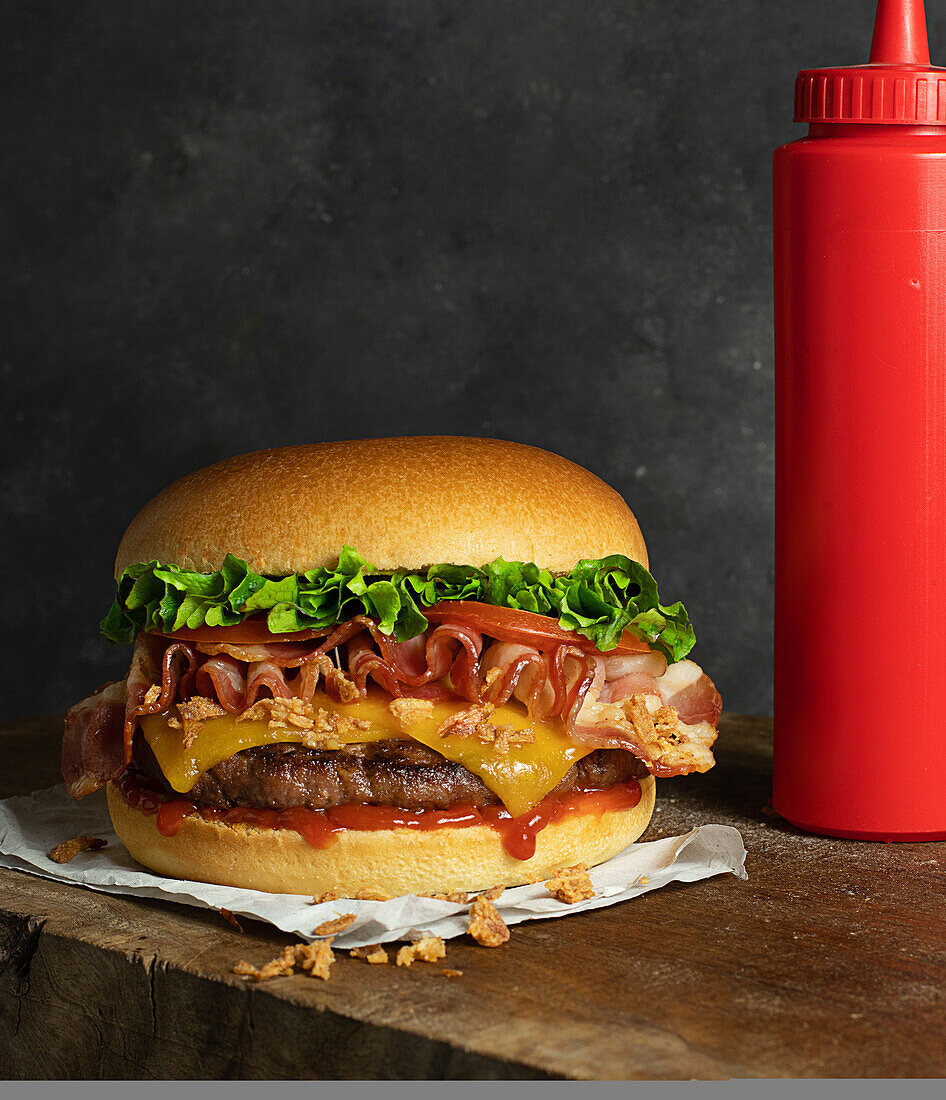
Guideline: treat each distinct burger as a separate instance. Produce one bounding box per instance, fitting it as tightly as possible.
[62,437,721,896]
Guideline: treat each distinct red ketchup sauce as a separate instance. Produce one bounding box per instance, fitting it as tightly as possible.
[118,771,642,861]
[480,781,643,860]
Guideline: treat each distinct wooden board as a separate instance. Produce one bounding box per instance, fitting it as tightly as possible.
[1,711,944,1080]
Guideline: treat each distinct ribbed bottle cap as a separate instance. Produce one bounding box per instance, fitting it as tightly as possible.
[795,66,946,124]
[794,0,946,124]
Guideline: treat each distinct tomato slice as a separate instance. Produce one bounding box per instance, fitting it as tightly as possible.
[155,616,330,645]
[419,601,650,654]
[152,603,651,654]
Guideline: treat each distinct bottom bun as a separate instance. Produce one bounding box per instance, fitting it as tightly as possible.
[107,776,656,896]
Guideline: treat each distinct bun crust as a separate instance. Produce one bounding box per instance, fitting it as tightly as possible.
[114,437,647,578]
[107,775,656,896]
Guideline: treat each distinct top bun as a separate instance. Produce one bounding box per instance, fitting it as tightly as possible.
[114,437,648,579]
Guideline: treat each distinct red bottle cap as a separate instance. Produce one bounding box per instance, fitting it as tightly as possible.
[795,0,946,124]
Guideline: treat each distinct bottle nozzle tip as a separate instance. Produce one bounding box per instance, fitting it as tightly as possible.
[869,0,931,65]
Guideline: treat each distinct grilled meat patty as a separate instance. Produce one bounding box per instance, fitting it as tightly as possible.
[130,735,645,812]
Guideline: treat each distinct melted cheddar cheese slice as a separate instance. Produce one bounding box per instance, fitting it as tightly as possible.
[140,690,594,817]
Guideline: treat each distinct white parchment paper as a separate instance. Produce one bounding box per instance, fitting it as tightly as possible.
[0,784,747,947]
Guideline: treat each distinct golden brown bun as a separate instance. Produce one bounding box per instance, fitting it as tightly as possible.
[114,437,647,579]
[107,775,656,896]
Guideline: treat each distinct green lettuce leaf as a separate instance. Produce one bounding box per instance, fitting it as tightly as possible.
[100,547,696,661]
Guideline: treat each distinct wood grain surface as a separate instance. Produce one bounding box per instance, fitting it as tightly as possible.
[0,711,944,1080]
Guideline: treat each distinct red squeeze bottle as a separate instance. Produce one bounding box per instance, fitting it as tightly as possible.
[774,0,946,840]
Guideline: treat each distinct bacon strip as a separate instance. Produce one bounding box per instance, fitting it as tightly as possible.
[195,654,247,713]
[480,643,555,717]
[194,650,351,710]
[246,660,295,704]
[63,630,197,800]
[295,654,334,701]
[656,659,723,726]
[566,709,719,777]
[193,640,329,667]
[558,647,602,730]
[124,635,196,750]
[62,680,126,799]
[567,657,721,777]
[346,622,484,701]
[597,652,668,704]
[348,632,402,696]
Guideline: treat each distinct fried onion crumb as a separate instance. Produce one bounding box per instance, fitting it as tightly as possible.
[624,694,683,759]
[492,725,536,753]
[388,697,435,730]
[48,835,107,863]
[326,666,360,703]
[468,895,510,947]
[546,863,595,904]
[441,968,464,978]
[238,696,370,748]
[175,695,227,747]
[479,884,505,902]
[355,887,392,902]
[237,698,278,724]
[233,940,335,982]
[350,944,389,965]
[296,939,335,980]
[233,945,297,982]
[302,709,372,749]
[310,886,391,903]
[396,935,447,968]
[314,913,356,936]
[423,891,470,904]
[437,703,534,755]
[238,696,314,728]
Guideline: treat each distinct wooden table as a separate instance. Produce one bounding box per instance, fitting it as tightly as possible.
[0,712,944,1080]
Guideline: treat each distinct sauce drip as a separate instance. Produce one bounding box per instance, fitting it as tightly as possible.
[481,781,643,860]
[155,799,196,838]
[118,770,642,861]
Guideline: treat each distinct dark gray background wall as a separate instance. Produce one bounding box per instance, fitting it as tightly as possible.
[3,0,929,721]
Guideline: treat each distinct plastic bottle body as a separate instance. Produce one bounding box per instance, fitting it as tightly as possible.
[774,125,946,839]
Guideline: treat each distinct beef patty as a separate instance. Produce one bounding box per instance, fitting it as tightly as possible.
[130,735,645,812]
